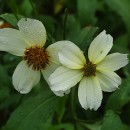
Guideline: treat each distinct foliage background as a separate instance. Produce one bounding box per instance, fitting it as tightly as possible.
[0,0,130,130]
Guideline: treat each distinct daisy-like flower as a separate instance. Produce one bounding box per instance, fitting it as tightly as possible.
[49,30,128,110]
[0,18,69,95]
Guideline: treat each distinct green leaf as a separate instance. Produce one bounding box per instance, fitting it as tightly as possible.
[72,27,98,52]
[66,15,81,40]
[122,124,130,130]
[20,0,33,16]
[48,123,74,130]
[106,0,130,35]
[4,91,59,130]
[0,64,10,86]
[0,94,21,110]
[101,110,122,130]
[0,13,24,27]
[39,15,56,35]
[105,78,130,111]
[112,34,129,53]
[81,121,102,130]
[55,97,67,123]
[77,0,97,26]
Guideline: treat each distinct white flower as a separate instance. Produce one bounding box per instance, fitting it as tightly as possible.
[49,30,128,110]
[0,18,69,95]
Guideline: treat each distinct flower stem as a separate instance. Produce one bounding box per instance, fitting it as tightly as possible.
[63,8,68,40]
[70,87,77,120]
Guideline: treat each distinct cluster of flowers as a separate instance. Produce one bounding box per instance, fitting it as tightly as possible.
[0,18,128,110]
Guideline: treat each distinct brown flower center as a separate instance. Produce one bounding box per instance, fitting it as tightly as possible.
[23,46,49,71]
[83,62,96,77]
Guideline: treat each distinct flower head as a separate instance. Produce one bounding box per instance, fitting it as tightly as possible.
[0,20,12,28]
[49,30,128,110]
[0,18,69,95]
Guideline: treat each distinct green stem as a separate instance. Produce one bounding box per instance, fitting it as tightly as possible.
[70,87,77,120]
[47,32,53,44]
[70,86,101,124]
[63,8,68,40]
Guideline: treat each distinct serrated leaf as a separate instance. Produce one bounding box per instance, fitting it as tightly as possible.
[106,0,130,35]
[77,0,97,26]
[0,13,24,27]
[101,110,122,130]
[105,78,130,111]
[4,91,59,130]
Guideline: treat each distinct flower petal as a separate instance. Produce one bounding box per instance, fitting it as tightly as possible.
[42,61,70,96]
[49,66,84,91]
[78,76,102,110]
[13,61,41,94]
[46,41,72,65]
[17,18,46,46]
[53,89,70,97]
[96,70,121,92]
[58,41,86,69]
[0,28,28,56]
[97,53,128,71]
[88,30,113,64]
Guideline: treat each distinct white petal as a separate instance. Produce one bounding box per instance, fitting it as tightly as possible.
[49,66,84,91]
[13,61,41,94]
[17,18,46,46]
[42,61,70,96]
[58,41,86,69]
[46,41,73,65]
[0,28,28,56]
[96,70,121,92]
[78,76,102,110]
[88,30,113,64]
[52,89,70,97]
[97,53,128,71]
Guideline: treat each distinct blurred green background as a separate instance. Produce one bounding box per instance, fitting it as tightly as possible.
[0,0,130,130]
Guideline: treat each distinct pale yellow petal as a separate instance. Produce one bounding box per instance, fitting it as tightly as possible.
[88,30,113,64]
[78,76,102,110]
[49,66,83,91]
[97,53,128,71]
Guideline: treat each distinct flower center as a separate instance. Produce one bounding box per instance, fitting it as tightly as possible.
[83,62,96,77]
[23,46,49,71]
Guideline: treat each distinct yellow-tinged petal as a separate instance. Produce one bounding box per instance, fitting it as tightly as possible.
[97,53,128,71]
[58,41,86,69]
[88,30,113,64]
[78,76,102,110]
[42,61,70,97]
[49,66,84,91]
[96,70,121,92]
